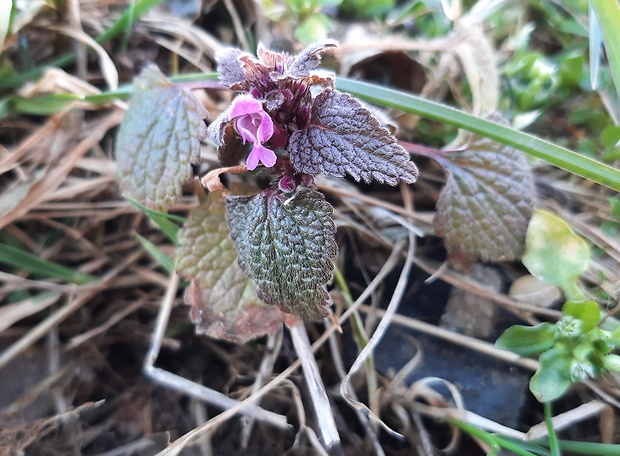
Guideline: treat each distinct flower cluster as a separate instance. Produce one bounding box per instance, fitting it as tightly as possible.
[208,40,418,190]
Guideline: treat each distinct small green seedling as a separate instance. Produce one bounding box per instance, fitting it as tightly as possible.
[497,209,620,402]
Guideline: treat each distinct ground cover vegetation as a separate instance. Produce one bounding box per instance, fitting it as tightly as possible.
[1,0,620,455]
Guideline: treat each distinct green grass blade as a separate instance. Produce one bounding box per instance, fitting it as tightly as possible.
[591,0,620,96]
[555,440,620,455]
[1,73,220,118]
[446,419,546,456]
[125,196,185,246]
[134,232,174,274]
[0,243,95,284]
[336,78,620,192]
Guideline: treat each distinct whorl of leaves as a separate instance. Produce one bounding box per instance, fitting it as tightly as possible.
[116,65,207,211]
[288,89,419,185]
[226,189,338,321]
[433,132,535,269]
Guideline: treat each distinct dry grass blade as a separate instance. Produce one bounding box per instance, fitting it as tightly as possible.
[357,304,540,371]
[340,234,414,438]
[0,250,142,370]
[143,273,290,430]
[526,400,614,441]
[0,110,123,230]
[289,321,341,451]
[0,291,62,332]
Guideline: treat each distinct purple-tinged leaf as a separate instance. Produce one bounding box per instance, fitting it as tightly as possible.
[287,40,338,78]
[216,42,337,95]
[433,133,535,269]
[216,48,252,91]
[289,89,419,185]
[176,190,294,344]
[116,65,207,211]
[226,189,338,321]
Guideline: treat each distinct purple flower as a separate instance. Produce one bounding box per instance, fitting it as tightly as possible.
[229,95,276,170]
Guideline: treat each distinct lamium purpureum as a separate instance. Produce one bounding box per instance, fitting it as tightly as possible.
[116,41,419,328]
[202,41,419,321]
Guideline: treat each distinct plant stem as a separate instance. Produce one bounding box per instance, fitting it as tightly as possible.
[288,321,342,454]
[544,402,561,456]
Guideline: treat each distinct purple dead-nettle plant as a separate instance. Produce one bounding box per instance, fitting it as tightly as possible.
[205,41,418,321]
[116,41,418,341]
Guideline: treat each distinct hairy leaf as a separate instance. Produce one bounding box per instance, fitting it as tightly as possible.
[116,65,207,211]
[226,189,338,321]
[433,133,535,268]
[289,89,418,185]
[216,48,251,90]
[287,40,338,78]
[176,191,293,343]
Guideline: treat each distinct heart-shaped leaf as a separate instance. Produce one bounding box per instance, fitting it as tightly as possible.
[116,65,207,211]
[226,188,338,321]
[289,89,418,186]
[433,132,535,268]
[522,209,590,295]
[176,190,293,343]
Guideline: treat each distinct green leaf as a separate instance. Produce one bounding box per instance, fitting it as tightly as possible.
[522,210,590,295]
[226,188,338,321]
[591,0,620,96]
[116,65,207,211]
[563,300,601,333]
[176,190,291,344]
[433,129,535,268]
[294,14,333,44]
[496,323,558,357]
[530,346,574,402]
[603,354,620,373]
[0,243,95,285]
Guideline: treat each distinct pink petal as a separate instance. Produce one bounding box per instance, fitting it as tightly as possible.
[254,144,277,168]
[229,95,262,119]
[257,112,274,143]
[246,148,261,170]
[236,115,258,144]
